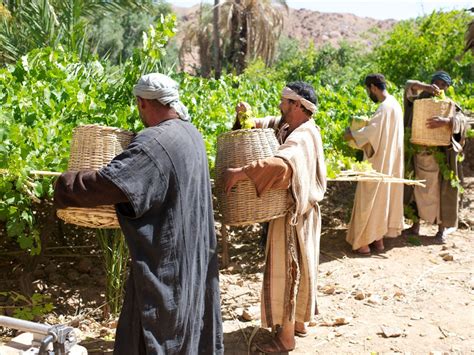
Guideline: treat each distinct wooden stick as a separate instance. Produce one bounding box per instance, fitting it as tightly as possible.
[0,169,62,177]
[30,170,62,176]
[221,224,230,268]
[328,176,426,187]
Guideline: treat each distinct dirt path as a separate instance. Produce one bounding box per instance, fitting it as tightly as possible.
[220,178,474,354]
[1,177,472,354]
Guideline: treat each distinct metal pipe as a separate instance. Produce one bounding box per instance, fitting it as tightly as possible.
[39,334,54,355]
[0,315,50,335]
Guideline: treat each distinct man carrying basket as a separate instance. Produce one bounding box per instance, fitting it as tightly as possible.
[54,73,223,355]
[403,71,468,243]
[224,81,327,353]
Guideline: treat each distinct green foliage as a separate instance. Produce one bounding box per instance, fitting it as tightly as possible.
[0,10,471,260]
[96,229,129,316]
[0,14,177,253]
[0,291,54,321]
[89,1,173,64]
[372,10,474,110]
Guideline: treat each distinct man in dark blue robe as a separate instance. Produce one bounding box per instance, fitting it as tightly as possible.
[55,73,223,355]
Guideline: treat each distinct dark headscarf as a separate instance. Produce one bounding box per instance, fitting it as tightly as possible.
[431,71,452,86]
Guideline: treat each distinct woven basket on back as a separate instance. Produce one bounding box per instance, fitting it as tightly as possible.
[411,98,454,146]
[215,129,289,226]
[56,125,134,229]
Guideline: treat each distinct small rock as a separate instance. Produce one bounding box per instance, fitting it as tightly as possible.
[333,316,352,326]
[442,254,454,261]
[410,314,422,320]
[241,306,259,321]
[353,273,360,278]
[380,325,402,338]
[308,319,317,327]
[394,290,405,299]
[354,291,365,300]
[419,333,427,337]
[226,263,243,273]
[441,245,449,251]
[322,285,336,295]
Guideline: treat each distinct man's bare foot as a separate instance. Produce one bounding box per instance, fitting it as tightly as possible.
[295,321,307,337]
[372,239,384,252]
[254,336,295,353]
[354,246,371,256]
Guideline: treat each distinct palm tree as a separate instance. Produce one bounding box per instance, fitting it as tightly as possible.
[179,0,288,76]
[213,0,221,78]
[219,0,288,74]
[179,3,215,77]
[0,0,149,64]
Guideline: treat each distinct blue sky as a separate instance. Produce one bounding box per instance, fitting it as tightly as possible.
[171,0,473,20]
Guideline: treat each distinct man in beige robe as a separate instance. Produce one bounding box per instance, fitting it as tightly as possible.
[403,71,467,242]
[344,74,404,255]
[224,81,327,353]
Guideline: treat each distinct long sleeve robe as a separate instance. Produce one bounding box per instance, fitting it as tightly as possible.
[54,119,224,355]
[346,95,404,250]
[403,81,467,227]
[243,116,327,327]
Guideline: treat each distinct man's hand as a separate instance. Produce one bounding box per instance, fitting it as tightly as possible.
[343,127,353,141]
[421,83,441,96]
[233,102,252,130]
[223,167,247,195]
[426,116,452,129]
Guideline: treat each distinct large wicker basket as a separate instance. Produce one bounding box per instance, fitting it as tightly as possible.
[410,98,454,146]
[215,129,289,226]
[56,125,134,229]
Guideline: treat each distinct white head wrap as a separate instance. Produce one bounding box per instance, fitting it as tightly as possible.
[281,87,317,114]
[133,73,190,121]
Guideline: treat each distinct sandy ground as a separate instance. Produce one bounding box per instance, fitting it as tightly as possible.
[0,176,472,354]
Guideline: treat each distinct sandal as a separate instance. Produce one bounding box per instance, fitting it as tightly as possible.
[254,337,295,354]
[353,247,371,256]
[370,240,384,252]
[294,329,308,337]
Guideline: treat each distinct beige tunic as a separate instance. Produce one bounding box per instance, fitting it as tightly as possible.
[346,95,404,250]
[245,117,327,327]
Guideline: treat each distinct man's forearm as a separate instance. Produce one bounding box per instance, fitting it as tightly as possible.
[54,171,129,209]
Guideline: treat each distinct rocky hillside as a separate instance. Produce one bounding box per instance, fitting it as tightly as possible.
[282,8,396,48]
[173,5,396,49]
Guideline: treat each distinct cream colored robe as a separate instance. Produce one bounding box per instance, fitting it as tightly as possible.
[346,95,404,250]
[248,117,327,327]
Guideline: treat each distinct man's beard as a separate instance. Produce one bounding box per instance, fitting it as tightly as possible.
[369,92,378,103]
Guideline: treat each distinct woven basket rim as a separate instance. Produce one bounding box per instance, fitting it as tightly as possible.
[222,211,288,226]
[57,206,120,229]
[218,127,275,138]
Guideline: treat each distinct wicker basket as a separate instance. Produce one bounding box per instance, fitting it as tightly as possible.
[215,129,289,226]
[411,98,454,146]
[56,125,134,229]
